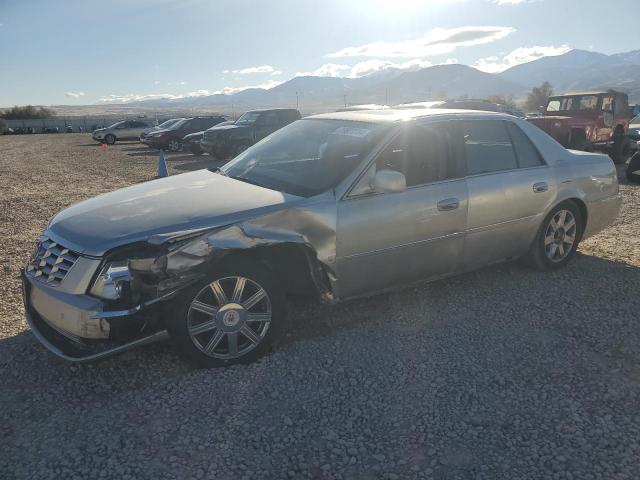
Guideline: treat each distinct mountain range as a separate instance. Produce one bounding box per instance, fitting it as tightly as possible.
[126,49,640,111]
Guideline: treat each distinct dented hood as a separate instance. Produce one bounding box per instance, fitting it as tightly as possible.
[47,170,302,256]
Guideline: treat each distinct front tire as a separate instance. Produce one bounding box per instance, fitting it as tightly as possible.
[165,257,286,368]
[610,135,631,164]
[189,145,203,156]
[104,134,116,145]
[627,152,640,183]
[523,201,583,271]
[167,139,181,152]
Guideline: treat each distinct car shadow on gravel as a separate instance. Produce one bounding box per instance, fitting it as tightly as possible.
[3,252,639,387]
[274,252,640,353]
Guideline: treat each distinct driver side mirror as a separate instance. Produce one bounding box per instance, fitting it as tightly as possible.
[371,169,406,193]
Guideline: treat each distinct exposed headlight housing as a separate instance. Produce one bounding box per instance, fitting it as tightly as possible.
[90,261,131,300]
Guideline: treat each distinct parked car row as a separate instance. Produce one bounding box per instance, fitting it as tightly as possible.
[88,109,302,161]
[3,125,86,134]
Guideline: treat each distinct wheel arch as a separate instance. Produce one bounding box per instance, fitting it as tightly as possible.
[222,243,333,301]
[547,195,588,242]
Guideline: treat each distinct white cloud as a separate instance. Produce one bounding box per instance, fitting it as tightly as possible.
[223,65,280,75]
[65,91,85,98]
[98,80,283,104]
[349,58,437,77]
[296,58,458,79]
[474,44,571,73]
[327,26,515,58]
[98,90,212,103]
[493,0,527,4]
[218,79,282,94]
[296,63,351,77]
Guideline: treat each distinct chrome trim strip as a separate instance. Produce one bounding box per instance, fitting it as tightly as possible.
[465,213,540,234]
[343,231,464,260]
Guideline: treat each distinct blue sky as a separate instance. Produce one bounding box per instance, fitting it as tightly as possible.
[1,0,639,106]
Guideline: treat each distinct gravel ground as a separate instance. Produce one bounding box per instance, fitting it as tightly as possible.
[1,134,639,480]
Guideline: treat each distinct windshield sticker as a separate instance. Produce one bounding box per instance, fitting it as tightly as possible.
[331,126,372,138]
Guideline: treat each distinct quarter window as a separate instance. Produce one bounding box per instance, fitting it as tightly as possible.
[506,122,544,168]
[374,123,454,187]
[462,121,518,175]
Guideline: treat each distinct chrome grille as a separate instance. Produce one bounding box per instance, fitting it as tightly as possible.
[26,238,79,286]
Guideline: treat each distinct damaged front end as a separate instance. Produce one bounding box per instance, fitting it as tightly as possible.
[23,195,339,362]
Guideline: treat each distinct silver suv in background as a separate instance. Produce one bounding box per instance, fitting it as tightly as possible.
[92,120,152,145]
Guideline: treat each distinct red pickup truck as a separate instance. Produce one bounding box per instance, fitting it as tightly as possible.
[527,90,631,164]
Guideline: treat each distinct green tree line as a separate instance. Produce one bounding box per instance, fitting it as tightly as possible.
[0,105,56,119]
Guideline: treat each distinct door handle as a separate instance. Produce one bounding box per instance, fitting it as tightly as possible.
[437,198,459,211]
[532,182,549,193]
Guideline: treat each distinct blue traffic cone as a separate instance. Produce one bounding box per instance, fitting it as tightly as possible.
[157,150,169,178]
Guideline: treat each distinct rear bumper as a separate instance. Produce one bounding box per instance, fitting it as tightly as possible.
[22,269,171,362]
[583,193,623,240]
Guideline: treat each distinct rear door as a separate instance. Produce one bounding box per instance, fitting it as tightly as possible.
[336,121,468,298]
[461,119,555,270]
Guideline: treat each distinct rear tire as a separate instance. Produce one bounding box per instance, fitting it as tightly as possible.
[104,134,116,145]
[627,152,640,183]
[610,135,631,164]
[523,201,583,271]
[165,257,286,368]
[189,145,203,156]
[569,130,587,151]
[167,139,181,152]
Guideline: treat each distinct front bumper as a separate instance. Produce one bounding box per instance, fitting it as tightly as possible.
[200,139,223,156]
[22,269,172,362]
[143,136,166,149]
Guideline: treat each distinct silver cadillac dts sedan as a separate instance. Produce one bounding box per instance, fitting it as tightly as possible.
[22,109,621,367]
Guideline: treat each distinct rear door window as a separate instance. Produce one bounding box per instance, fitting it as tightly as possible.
[506,122,545,168]
[462,120,518,175]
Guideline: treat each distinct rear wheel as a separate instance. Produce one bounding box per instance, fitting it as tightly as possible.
[165,257,286,368]
[569,130,587,151]
[167,139,181,152]
[104,134,116,145]
[189,145,203,155]
[523,201,583,271]
[627,152,640,183]
[231,142,250,159]
[610,134,631,164]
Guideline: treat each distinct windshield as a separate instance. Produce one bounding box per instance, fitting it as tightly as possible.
[167,118,189,130]
[630,115,640,126]
[108,121,125,129]
[546,95,601,112]
[235,112,261,125]
[158,118,182,129]
[223,119,387,197]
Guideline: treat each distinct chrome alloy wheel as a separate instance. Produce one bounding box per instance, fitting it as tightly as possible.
[187,276,272,359]
[168,139,180,152]
[544,209,577,262]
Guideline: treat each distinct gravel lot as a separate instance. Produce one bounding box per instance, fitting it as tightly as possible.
[1,134,639,480]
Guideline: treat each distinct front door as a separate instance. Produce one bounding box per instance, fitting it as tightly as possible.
[336,122,468,299]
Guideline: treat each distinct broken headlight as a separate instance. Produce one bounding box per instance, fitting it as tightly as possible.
[90,261,131,300]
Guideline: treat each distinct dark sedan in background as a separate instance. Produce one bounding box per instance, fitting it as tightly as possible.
[142,116,227,151]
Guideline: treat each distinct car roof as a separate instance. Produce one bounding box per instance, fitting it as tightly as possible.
[246,108,299,113]
[553,90,625,97]
[308,108,511,124]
